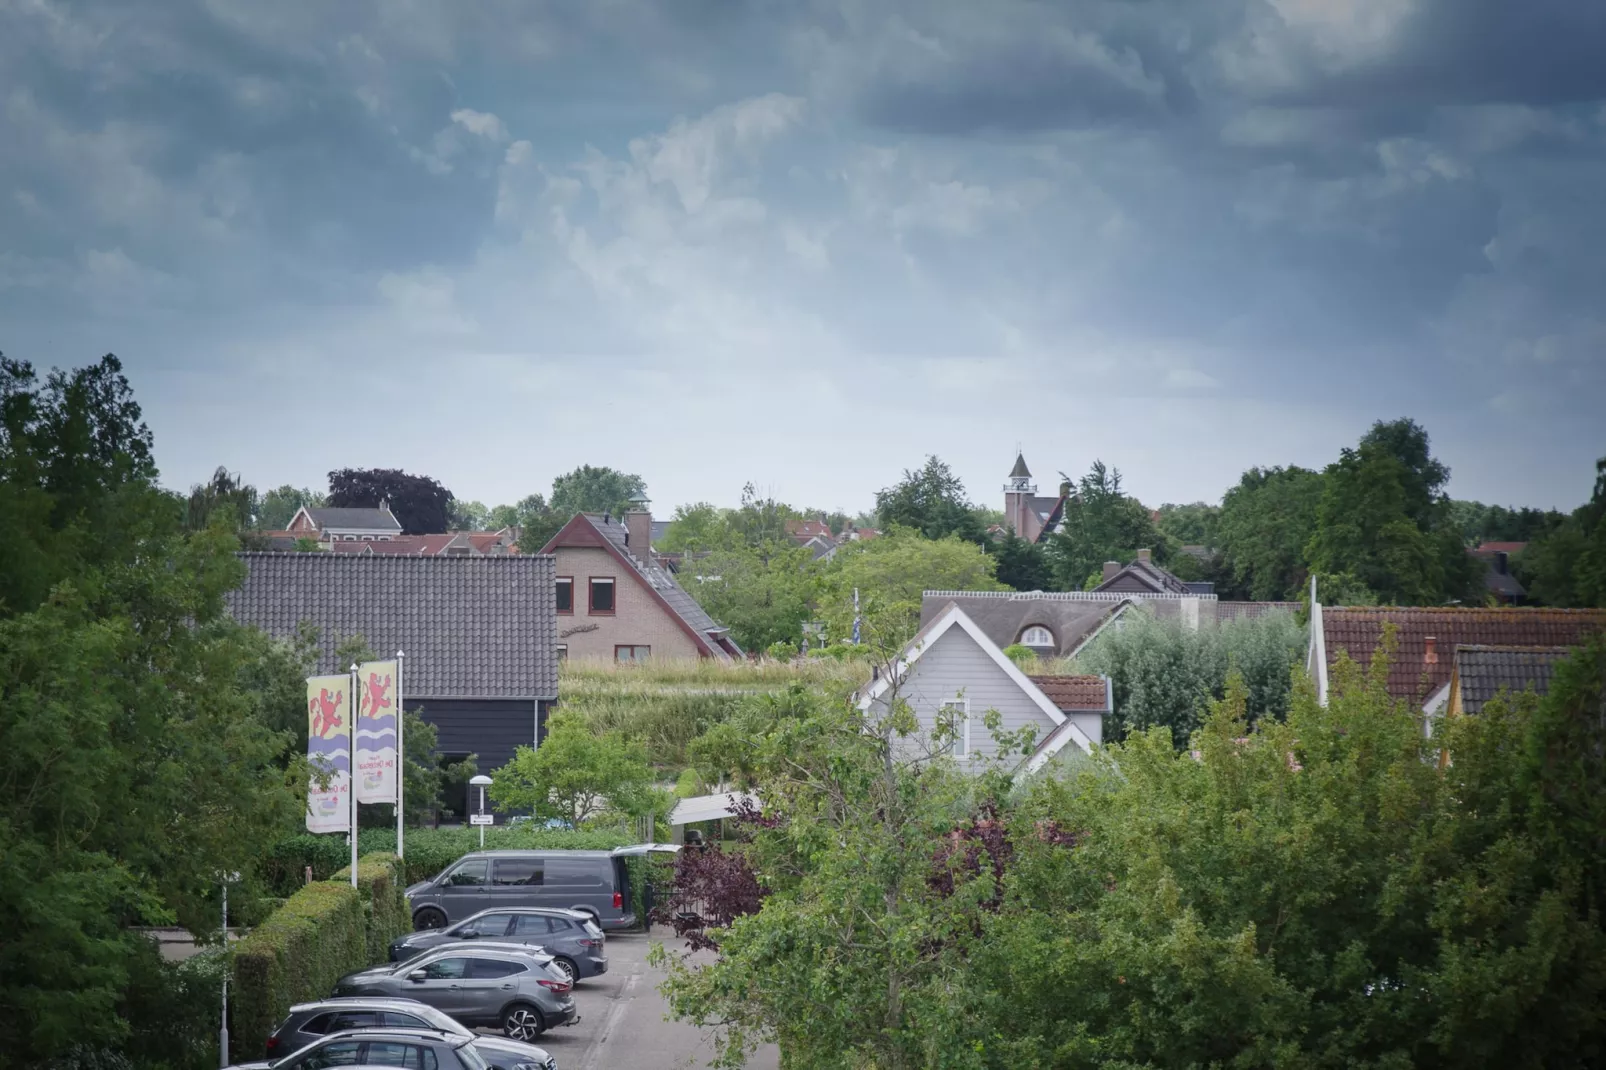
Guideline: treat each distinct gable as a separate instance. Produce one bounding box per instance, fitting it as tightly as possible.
[898,625,1061,742]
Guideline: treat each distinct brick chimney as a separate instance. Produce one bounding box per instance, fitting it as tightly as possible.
[625,492,652,565]
[1103,560,1121,582]
[1424,636,1438,665]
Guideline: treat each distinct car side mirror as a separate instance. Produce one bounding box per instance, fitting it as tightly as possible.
[460,930,477,939]
[408,969,427,983]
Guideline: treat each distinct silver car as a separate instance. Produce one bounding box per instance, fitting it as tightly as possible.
[229,1028,488,1070]
[333,946,576,1041]
[390,907,607,985]
[261,997,555,1069]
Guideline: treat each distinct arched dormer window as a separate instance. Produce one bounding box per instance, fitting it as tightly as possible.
[1020,625,1054,649]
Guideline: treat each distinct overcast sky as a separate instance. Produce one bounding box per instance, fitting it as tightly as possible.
[3,0,1603,516]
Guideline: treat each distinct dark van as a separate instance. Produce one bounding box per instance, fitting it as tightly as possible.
[404,850,636,932]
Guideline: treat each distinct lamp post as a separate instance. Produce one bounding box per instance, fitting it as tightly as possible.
[218,870,241,1068]
[469,774,494,848]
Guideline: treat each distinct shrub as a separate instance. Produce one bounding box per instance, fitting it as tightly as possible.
[230,882,363,1061]
[118,942,228,1070]
[332,853,408,965]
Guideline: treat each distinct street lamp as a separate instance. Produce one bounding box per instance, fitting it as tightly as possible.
[469,775,494,848]
[218,870,241,1068]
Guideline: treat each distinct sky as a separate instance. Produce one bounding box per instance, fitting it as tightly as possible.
[2,0,1603,517]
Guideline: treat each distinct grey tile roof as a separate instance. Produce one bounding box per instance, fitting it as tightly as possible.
[227,552,559,698]
[583,514,740,658]
[920,592,1118,658]
[1454,644,1571,715]
[308,506,403,532]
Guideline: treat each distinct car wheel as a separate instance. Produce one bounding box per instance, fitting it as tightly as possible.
[551,957,579,985]
[502,1003,546,1041]
[413,907,447,930]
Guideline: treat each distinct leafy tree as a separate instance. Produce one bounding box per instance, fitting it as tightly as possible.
[490,712,662,827]
[989,529,1051,591]
[660,501,730,552]
[0,355,303,1063]
[815,528,1004,648]
[184,466,258,532]
[1517,456,1606,607]
[450,499,490,531]
[1214,464,1325,601]
[487,503,520,531]
[257,485,325,530]
[549,464,646,519]
[684,542,815,652]
[875,455,986,543]
[1306,420,1478,604]
[1155,501,1220,546]
[1044,460,1164,590]
[327,467,453,534]
[1448,499,1567,545]
[730,483,800,547]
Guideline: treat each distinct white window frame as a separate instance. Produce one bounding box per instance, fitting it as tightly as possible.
[1020,625,1054,647]
[938,698,970,757]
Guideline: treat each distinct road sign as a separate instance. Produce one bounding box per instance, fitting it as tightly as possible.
[469,814,494,826]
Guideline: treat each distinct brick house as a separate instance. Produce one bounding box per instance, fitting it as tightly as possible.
[538,501,743,662]
[286,504,404,542]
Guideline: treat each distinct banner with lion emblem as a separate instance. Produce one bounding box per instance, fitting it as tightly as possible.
[306,673,352,833]
[355,660,399,804]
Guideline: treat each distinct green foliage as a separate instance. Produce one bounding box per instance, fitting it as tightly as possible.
[988,529,1050,591]
[1215,464,1325,601]
[1071,609,1307,745]
[550,464,646,518]
[1000,643,1037,667]
[449,498,490,531]
[683,543,815,652]
[815,527,1004,649]
[1044,460,1165,591]
[256,485,324,531]
[184,466,257,533]
[331,853,409,965]
[118,944,230,1070]
[1516,457,1606,607]
[659,500,727,552]
[491,711,664,826]
[230,881,364,1061]
[1448,498,1567,545]
[1154,501,1220,546]
[874,455,986,543]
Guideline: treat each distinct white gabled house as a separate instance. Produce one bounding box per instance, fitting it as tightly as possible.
[856,602,1111,778]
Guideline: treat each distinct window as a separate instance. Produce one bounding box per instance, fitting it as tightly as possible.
[324,1011,383,1033]
[589,577,615,613]
[359,1041,428,1070]
[938,700,969,757]
[1020,625,1054,648]
[296,1041,363,1069]
[381,1012,431,1030]
[455,913,514,938]
[492,858,544,886]
[468,958,525,979]
[615,645,650,663]
[513,914,556,936]
[421,957,468,980]
[556,644,567,661]
[555,577,573,614]
[444,860,487,887]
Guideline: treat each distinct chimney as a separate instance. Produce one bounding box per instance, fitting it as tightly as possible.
[1103,560,1121,582]
[1137,548,1152,564]
[625,491,652,564]
[1424,636,1438,665]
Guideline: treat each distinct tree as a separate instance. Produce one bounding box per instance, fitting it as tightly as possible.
[815,528,1004,648]
[875,455,986,543]
[184,466,258,532]
[327,467,453,534]
[659,501,731,553]
[1214,465,1325,601]
[489,712,661,827]
[1448,499,1567,545]
[0,356,303,1063]
[487,503,521,531]
[1155,501,1220,546]
[684,542,816,652]
[450,499,490,531]
[1517,456,1606,607]
[989,529,1050,591]
[257,485,325,530]
[1044,461,1164,590]
[1306,420,1478,604]
[548,465,646,519]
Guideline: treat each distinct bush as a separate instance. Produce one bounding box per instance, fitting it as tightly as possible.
[332,853,408,965]
[230,882,363,1062]
[119,942,228,1070]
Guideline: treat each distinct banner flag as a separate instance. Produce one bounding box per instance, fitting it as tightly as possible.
[306,674,353,833]
[356,660,400,804]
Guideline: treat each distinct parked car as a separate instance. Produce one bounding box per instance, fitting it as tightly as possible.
[390,907,607,984]
[332,946,576,1041]
[262,997,555,1069]
[404,850,637,932]
[229,1028,490,1070]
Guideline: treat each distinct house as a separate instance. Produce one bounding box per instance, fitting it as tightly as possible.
[287,504,404,542]
[227,552,560,786]
[1093,548,1214,596]
[321,531,517,556]
[537,499,743,662]
[1438,644,1572,717]
[920,589,1300,661]
[1305,602,1606,709]
[1468,542,1527,604]
[1002,453,1067,544]
[856,602,1110,774]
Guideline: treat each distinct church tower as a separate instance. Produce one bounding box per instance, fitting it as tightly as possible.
[1004,451,1037,539]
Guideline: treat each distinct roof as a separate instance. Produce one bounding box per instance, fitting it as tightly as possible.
[320,533,513,556]
[669,792,761,826]
[787,518,834,540]
[919,592,1121,659]
[1009,452,1032,479]
[541,513,739,660]
[1095,555,1193,595]
[1027,674,1111,712]
[1314,606,1606,706]
[227,553,559,699]
[306,506,402,532]
[1454,645,1572,715]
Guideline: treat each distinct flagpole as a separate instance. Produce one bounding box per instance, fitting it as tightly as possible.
[395,650,406,862]
[349,662,359,889]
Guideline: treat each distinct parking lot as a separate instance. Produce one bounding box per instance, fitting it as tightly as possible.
[529,931,778,1070]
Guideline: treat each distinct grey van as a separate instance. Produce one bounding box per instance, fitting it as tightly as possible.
[404,850,637,932]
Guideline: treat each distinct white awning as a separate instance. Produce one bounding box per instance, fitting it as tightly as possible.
[669,791,760,827]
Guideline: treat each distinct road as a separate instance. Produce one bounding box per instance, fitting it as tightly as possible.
[531,931,778,1070]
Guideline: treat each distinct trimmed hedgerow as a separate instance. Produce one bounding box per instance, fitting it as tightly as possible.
[230,881,363,1061]
[332,853,408,964]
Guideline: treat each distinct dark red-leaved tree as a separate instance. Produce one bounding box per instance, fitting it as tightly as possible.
[652,798,773,951]
[327,468,454,534]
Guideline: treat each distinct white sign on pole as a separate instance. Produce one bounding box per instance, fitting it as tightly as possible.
[469,814,495,826]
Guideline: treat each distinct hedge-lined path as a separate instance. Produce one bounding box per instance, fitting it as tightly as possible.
[514,932,779,1070]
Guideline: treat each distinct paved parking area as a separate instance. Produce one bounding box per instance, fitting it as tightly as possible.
[533,931,778,1070]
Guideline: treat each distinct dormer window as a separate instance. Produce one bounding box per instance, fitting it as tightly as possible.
[1021,625,1054,649]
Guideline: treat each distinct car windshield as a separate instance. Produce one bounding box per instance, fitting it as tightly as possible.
[455,1041,490,1070]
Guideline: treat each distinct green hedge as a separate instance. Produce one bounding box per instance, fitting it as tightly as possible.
[262,827,639,895]
[332,853,409,964]
[231,882,363,1062]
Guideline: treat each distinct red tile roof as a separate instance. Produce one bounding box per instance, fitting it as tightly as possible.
[787,519,834,539]
[1320,607,1606,704]
[1028,674,1110,711]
